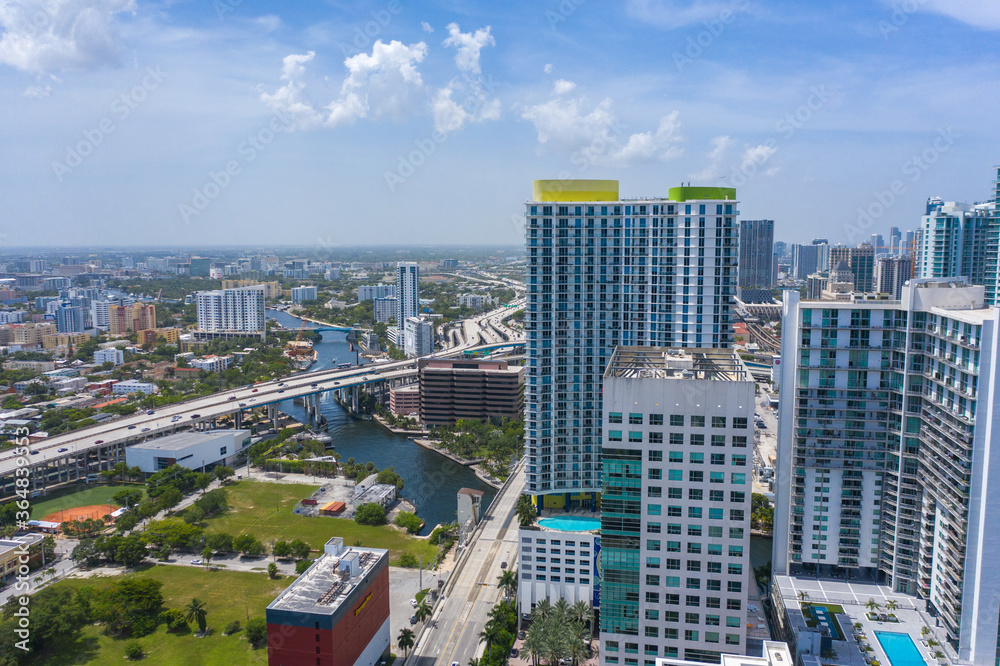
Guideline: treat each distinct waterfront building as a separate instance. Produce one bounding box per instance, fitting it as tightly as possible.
[417,358,524,426]
[396,263,420,327]
[915,197,997,303]
[403,316,433,357]
[773,278,1000,662]
[125,429,249,473]
[599,346,754,663]
[373,296,397,324]
[266,537,390,666]
[195,286,265,338]
[358,284,395,301]
[737,219,775,303]
[290,285,318,304]
[525,180,738,501]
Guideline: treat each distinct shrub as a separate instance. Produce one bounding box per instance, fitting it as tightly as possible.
[224,620,241,636]
[246,617,267,648]
[398,553,418,568]
[267,562,278,579]
[158,609,188,632]
[295,559,313,574]
[354,503,386,526]
[124,640,144,660]
[394,511,423,534]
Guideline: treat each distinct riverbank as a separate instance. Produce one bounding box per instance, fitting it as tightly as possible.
[411,438,484,467]
[372,413,430,436]
[470,463,503,489]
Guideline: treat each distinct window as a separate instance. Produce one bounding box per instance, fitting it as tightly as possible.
[728,564,743,575]
[685,595,700,607]
[706,614,720,626]
[687,525,702,537]
[648,469,662,480]
[609,413,623,424]
[647,522,661,534]
[688,488,703,501]
[685,612,700,624]
[219,446,227,456]
[733,436,748,447]
[670,415,684,426]
[731,473,746,485]
[726,616,741,627]
[727,599,742,611]
[706,597,721,608]
[686,560,701,571]
[645,591,660,603]
[648,432,663,444]
[648,486,662,498]
[706,632,720,644]
[690,452,704,464]
[710,490,724,501]
[629,413,643,424]
[646,557,660,568]
[711,454,726,465]
[664,610,680,622]
[689,471,704,482]
[709,508,723,520]
[669,433,684,446]
[668,469,683,481]
[732,455,747,466]
[645,609,659,621]
[667,541,681,552]
[665,593,680,606]
[711,435,726,447]
[728,581,742,593]
[688,507,703,519]
[691,415,705,427]
[729,528,744,539]
[648,504,661,516]
[667,506,682,517]
[647,540,661,551]
[650,414,663,425]
[710,471,725,483]
[686,578,701,589]
[608,430,623,441]
[629,431,643,442]
[707,562,722,573]
[687,543,702,554]
[685,630,699,642]
[645,627,658,638]
[712,416,726,428]
[667,524,681,535]
[665,558,680,569]
[708,544,723,556]
[647,450,662,462]
[730,491,745,503]
[708,526,723,538]
[733,417,748,429]
[707,580,721,591]
[730,509,745,521]
[664,577,680,588]
[607,641,620,652]
[669,452,683,463]
[668,488,682,499]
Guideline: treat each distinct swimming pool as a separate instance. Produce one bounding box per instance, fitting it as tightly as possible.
[809,605,842,640]
[876,631,926,666]
[538,516,601,532]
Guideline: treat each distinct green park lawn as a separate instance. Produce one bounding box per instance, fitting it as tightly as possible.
[38,564,291,665]
[29,484,144,520]
[200,480,438,566]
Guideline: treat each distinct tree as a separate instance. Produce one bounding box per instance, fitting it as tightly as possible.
[523,629,544,666]
[206,532,233,553]
[295,559,313,574]
[92,577,164,638]
[201,546,214,564]
[885,599,899,612]
[157,486,183,513]
[397,553,418,568]
[354,502,386,525]
[414,598,432,624]
[398,627,415,658]
[289,539,311,560]
[515,494,536,527]
[570,599,593,630]
[158,608,188,632]
[115,533,148,568]
[246,617,267,648]
[267,562,278,579]
[214,465,235,484]
[498,569,518,600]
[866,598,881,613]
[272,540,292,559]
[478,623,504,659]
[185,598,208,635]
[113,488,144,510]
[124,640,144,660]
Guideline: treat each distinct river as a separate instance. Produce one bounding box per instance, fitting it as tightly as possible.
[266,309,496,534]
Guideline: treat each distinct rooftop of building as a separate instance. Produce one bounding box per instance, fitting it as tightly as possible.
[604,346,751,382]
[267,538,387,616]
[130,428,246,452]
[656,641,792,666]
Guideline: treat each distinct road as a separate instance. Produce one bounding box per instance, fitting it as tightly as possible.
[408,463,524,665]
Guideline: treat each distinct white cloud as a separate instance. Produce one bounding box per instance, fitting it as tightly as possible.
[0,0,136,73]
[260,40,429,131]
[689,134,734,180]
[625,0,747,29]
[432,84,501,135]
[908,0,1000,30]
[21,84,51,98]
[442,22,494,75]
[552,79,576,95]
[254,15,282,33]
[522,94,684,167]
[421,21,434,33]
[740,143,777,172]
[543,63,553,74]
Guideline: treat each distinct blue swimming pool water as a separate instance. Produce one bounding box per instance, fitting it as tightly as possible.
[538,516,601,532]
[810,605,842,640]
[876,631,926,666]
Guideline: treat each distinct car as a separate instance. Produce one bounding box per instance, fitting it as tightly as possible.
[191,414,200,419]
[334,381,340,385]
[58,448,68,452]
[228,396,236,401]
[500,561,507,569]
[171,416,182,421]
[409,615,417,625]
[409,598,418,607]
[278,383,285,387]
[29,450,38,455]
[141,428,150,432]
[94,440,103,444]
[252,389,258,393]
[451,662,460,666]
[278,390,284,394]
[510,648,519,658]
[518,630,526,640]
[238,403,247,407]
[310,383,318,387]
[128,425,136,429]
[146,410,155,415]
[191,559,202,565]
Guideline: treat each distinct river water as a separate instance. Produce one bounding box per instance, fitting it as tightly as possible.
[266,309,496,534]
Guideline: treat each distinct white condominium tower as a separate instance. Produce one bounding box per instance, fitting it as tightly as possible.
[396,262,420,326]
[525,180,739,504]
[600,347,755,664]
[195,286,265,335]
[773,278,1000,663]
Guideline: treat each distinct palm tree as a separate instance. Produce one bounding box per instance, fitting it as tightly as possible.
[553,598,571,622]
[515,494,537,526]
[523,629,544,666]
[467,659,481,666]
[797,590,811,607]
[185,598,208,635]
[478,623,504,659]
[531,598,552,623]
[866,598,881,614]
[397,628,415,658]
[570,600,593,630]
[498,569,518,600]
[885,599,899,613]
[414,598,432,624]
[569,634,590,666]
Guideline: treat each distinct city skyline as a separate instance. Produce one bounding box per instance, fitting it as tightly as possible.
[1,1,998,247]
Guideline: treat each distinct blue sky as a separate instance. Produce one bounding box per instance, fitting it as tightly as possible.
[1,0,998,248]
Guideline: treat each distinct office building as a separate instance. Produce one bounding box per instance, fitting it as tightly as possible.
[109,303,156,335]
[914,200,994,290]
[290,285,318,304]
[195,286,265,337]
[402,316,433,357]
[112,380,157,395]
[388,385,420,416]
[652,642,792,666]
[266,537,390,666]
[736,220,774,303]
[525,180,738,500]
[396,262,420,327]
[889,226,902,256]
[517,528,601,623]
[875,255,913,299]
[125,429,250,473]
[828,243,875,292]
[458,293,494,311]
[357,284,395,301]
[55,302,87,333]
[599,347,754,663]
[221,280,281,299]
[94,348,124,366]
[189,256,212,277]
[90,300,111,330]
[805,274,827,301]
[792,244,819,279]
[373,296,397,324]
[773,278,1000,662]
[417,358,524,426]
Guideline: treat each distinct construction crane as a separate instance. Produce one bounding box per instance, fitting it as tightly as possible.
[156,288,162,302]
[295,309,310,342]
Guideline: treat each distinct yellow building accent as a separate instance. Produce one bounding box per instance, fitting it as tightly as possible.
[667,186,737,202]
[532,180,619,202]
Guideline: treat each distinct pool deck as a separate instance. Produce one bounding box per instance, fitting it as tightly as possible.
[775,574,954,666]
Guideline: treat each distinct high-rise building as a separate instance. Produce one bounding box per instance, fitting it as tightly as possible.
[525,179,737,500]
[828,243,875,292]
[90,300,112,330]
[418,358,524,426]
[737,219,775,303]
[108,303,156,335]
[357,284,395,301]
[889,226,902,255]
[773,278,1000,662]
[870,233,885,254]
[791,244,819,279]
[373,297,397,324]
[290,285,318,304]
[599,346,754,663]
[189,256,212,277]
[195,286,265,336]
[402,316,433,357]
[55,302,87,333]
[395,263,420,327]
[915,200,994,289]
[875,255,913,299]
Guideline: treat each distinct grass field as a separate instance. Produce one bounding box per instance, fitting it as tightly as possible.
[201,480,438,566]
[38,564,291,665]
[30,484,144,520]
